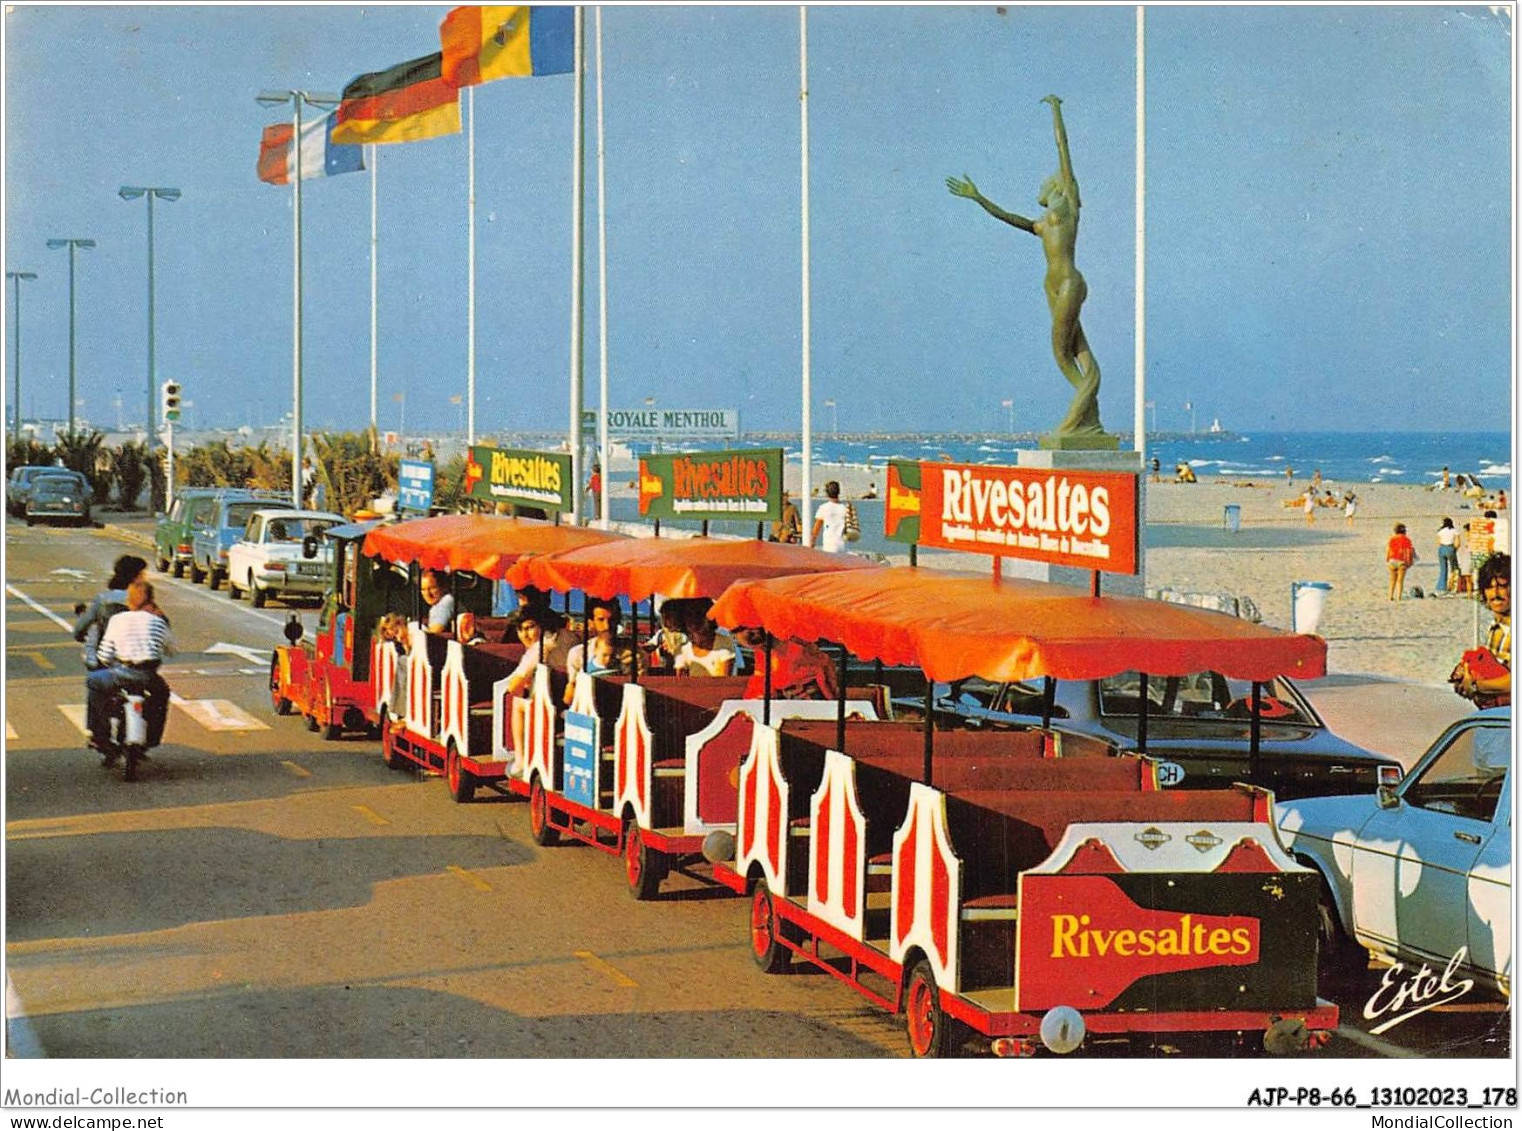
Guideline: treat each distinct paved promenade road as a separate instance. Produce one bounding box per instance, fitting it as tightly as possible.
[3,516,1507,1068]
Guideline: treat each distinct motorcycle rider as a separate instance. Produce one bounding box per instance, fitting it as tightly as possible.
[86,578,174,761]
[73,554,147,670]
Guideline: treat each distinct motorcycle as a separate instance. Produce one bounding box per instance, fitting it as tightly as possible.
[100,687,150,782]
[74,600,161,782]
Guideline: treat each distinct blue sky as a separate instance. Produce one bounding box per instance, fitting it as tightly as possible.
[3,4,1513,438]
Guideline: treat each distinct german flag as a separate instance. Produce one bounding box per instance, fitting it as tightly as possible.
[440,6,573,88]
[332,52,461,146]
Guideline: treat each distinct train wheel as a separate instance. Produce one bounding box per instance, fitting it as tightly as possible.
[319,683,342,741]
[749,883,790,974]
[447,745,476,804]
[380,713,406,771]
[529,780,559,846]
[623,822,664,900]
[269,654,293,716]
[905,960,950,1058]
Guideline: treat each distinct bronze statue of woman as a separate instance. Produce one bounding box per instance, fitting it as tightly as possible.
[948,95,1106,440]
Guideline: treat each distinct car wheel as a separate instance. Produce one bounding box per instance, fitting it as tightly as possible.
[227,575,242,600]
[24,516,34,526]
[155,555,171,573]
[251,583,268,608]
[209,568,223,591]
[189,560,205,584]
[1316,882,1365,993]
[172,559,185,578]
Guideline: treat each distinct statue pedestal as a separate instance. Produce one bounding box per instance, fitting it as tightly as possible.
[1038,432,1120,452]
[998,448,1146,596]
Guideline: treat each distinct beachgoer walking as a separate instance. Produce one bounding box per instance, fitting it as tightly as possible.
[1311,469,1322,494]
[1150,457,1161,483]
[1285,466,1294,485]
[810,480,849,553]
[1386,523,1416,601]
[1436,518,1460,595]
[1303,491,1316,526]
[586,462,603,517]
[1343,491,1358,524]
[1441,466,1451,491]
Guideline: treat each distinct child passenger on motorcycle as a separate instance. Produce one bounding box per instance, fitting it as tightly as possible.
[86,579,174,755]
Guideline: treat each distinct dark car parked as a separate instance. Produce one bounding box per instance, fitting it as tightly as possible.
[155,488,228,577]
[25,472,92,526]
[8,465,89,518]
[910,668,1402,800]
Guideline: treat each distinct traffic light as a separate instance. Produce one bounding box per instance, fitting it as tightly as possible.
[161,380,181,424]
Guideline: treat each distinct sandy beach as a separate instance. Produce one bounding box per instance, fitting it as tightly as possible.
[772,463,1501,692]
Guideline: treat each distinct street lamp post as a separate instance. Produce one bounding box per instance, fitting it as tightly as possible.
[119,186,181,444]
[6,271,38,441]
[257,89,338,506]
[45,238,95,436]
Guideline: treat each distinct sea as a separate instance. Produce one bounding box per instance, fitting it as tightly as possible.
[758,430,1512,495]
[578,431,1513,555]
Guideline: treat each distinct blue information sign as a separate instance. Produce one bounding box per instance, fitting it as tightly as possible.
[398,459,435,513]
[562,710,599,808]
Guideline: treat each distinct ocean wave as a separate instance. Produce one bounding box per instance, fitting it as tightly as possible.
[1375,467,1406,476]
[1266,455,1285,462]
[1480,462,1512,476]
[1369,455,1395,464]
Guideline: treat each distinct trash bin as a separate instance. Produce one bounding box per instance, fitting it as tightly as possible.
[1224,504,1242,534]
[1291,581,1332,635]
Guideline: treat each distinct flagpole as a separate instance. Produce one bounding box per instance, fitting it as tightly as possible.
[369,144,379,443]
[569,7,586,525]
[595,7,610,526]
[292,95,305,508]
[1134,5,1147,468]
[467,85,477,447]
[799,6,814,541]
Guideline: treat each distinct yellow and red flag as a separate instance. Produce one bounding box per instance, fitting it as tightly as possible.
[332,52,461,146]
[439,5,574,88]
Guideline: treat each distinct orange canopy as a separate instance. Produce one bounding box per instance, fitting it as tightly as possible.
[710,567,1326,685]
[507,535,880,603]
[361,514,627,580]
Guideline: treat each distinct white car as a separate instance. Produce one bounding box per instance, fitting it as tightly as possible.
[1276,709,1511,998]
[226,508,345,607]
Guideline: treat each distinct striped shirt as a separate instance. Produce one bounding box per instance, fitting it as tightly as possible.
[97,611,175,665]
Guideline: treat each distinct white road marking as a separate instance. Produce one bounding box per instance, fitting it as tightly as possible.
[49,567,90,581]
[6,585,74,631]
[206,642,272,665]
[173,699,268,731]
[57,705,89,736]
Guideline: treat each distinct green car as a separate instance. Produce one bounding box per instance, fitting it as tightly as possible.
[154,489,238,577]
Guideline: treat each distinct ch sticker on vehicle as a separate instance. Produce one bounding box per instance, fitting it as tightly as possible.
[1155,761,1186,787]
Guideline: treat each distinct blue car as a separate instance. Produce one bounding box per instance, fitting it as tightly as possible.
[1277,709,1511,997]
[912,669,1401,800]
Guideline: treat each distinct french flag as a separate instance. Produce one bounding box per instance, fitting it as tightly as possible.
[258,111,364,185]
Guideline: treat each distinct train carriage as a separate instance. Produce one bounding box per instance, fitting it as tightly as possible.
[705,567,1339,1057]
[504,535,881,897]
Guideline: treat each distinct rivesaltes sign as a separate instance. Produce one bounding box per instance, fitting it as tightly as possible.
[885,458,1140,575]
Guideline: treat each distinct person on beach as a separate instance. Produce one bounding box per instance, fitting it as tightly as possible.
[1311,469,1322,495]
[1343,491,1358,524]
[1436,518,1460,596]
[771,492,801,543]
[1285,466,1294,485]
[810,480,849,553]
[1441,466,1451,491]
[1386,523,1416,601]
[1451,553,1510,709]
[1150,457,1161,483]
[1303,491,1316,526]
